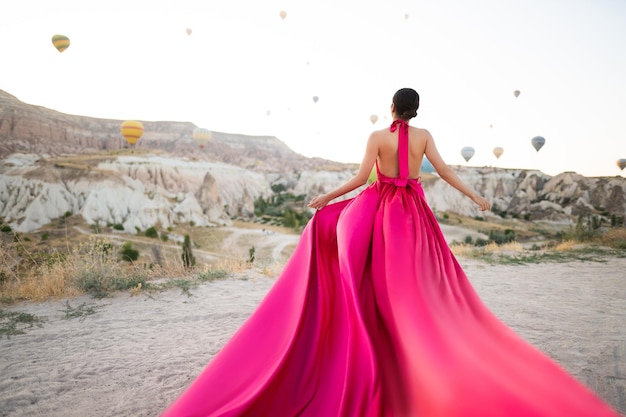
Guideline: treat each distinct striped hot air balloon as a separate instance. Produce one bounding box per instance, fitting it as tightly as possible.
[192,127,212,148]
[51,34,70,52]
[120,121,144,146]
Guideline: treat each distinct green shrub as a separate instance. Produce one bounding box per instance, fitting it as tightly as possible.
[144,227,158,238]
[488,229,516,245]
[40,232,49,240]
[197,269,229,282]
[120,242,139,262]
[0,225,12,233]
[113,224,124,231]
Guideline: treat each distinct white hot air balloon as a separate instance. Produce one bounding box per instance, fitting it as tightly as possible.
[493,147,504,159]
[461,146,475,163]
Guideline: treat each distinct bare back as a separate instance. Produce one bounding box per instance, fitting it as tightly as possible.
[373,125,429,179]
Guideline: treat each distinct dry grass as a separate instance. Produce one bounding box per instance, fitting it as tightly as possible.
[598,228,626,249]
[449,243,475,257]
[554,240,579,251]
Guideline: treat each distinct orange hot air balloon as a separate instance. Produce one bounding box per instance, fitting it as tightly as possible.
[192,127,212,148]
[493,146,504,159]
[51,34,70,53]
[120,121,144,146]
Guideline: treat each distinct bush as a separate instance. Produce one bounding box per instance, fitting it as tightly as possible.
[144,227,158,238]
[113,224,124,231]
[120,242,139,262]
[488,229,516,245]
[464,235,473,244]
[0,225,12,233]
[41,232,49,241]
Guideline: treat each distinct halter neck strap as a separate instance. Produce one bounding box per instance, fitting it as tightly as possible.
[390,119,409,186]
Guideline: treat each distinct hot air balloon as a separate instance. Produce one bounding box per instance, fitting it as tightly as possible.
[279,10,287,20]
[617,159,626,171]
[492,147,504,159]
[186,28,192,36]
[51,34,70,53]
[513,90,521,98]
[531,136,545,152]
[370,114,378,125]
[192,127,212,148]
[312,96,319,103]
[120,121,144,146]
[461,146,475,163]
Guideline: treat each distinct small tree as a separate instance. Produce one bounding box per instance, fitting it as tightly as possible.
[181,234,196,269]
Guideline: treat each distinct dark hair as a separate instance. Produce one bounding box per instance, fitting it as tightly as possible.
[392,88,420,120]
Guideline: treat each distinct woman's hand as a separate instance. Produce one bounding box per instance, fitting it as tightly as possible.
[308,194,332,211]
[472,195,491,212]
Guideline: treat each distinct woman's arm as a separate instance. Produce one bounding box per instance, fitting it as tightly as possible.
[424,131,491,211]
[308,133,378,210]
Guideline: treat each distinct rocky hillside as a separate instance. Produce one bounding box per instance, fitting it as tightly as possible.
[1,90,625,234]
[0,90,346,172]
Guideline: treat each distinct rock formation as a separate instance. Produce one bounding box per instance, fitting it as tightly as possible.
[1,90,625,233]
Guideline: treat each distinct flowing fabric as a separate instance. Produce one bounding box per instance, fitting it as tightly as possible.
[161,120,620,417]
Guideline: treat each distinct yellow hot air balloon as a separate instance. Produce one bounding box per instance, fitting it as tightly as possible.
[370,114,378,125]
[617,159,626,171]
[51,34,70,53]
[493,146,504,159]
[279,10,287,20]
[192,127,212,148]
[120,121,144,146]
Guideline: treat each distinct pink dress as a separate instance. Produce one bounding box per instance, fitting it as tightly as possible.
[161,120,621,417]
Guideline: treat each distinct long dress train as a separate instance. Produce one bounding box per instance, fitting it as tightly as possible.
[161,119,621,417]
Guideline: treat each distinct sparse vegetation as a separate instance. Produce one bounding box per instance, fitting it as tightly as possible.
[60,301,104,321]
[254,190,313,230]
[0,309,44,338]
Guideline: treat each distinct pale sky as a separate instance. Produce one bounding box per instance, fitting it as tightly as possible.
[2,0,626,177]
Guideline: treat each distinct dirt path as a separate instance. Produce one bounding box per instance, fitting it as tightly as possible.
[1,257,624,416]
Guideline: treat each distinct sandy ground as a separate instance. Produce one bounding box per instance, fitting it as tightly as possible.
[1,239,625,416]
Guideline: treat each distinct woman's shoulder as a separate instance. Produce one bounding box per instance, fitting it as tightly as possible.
[408,125,433,139]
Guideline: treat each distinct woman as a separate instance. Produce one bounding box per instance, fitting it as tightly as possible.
[161,88,620,416]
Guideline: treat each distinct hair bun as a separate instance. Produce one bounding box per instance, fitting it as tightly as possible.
[401,110,417,119]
